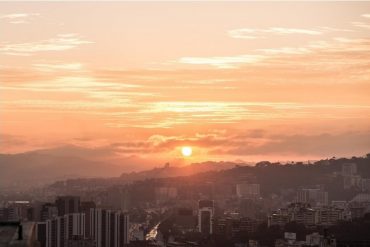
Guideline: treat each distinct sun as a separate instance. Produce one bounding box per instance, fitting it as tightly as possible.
[181,146,192,157]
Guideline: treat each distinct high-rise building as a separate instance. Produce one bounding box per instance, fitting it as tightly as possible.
[44,215,65,247]
[80,201,96,239]
[65,213,86,241]
[40,203,58,221]
[36,222,47,247]
[0,207,19,221]
[90,208,129,247]
[37,213,86,247]
[56,196,80,216]
[198,200,214,235]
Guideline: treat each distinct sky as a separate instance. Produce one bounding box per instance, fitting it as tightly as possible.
[1,2,370,167]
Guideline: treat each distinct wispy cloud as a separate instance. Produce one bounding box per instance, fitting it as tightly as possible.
[228,27,322,39]
[178,55,265,68]
[0,13,39,24]
[213,131,370,157]
[257,47,311,55]
[352,21,370,29]
[0,34,93,56]
[33,63,84,72]
[362,14,370,19]
[91,130,370,158]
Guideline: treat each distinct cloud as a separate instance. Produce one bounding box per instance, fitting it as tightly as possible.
[0,134,27,146]
[352,21,370,29]
[0,67,56,84]
[33,63,84,72]
[219,131,370,157]
[178,55,265,68]
[228,27,322,39]
[0,34,93,56]
[178,37,370,69]
[257,47,311,55]
[98,130,370,158]
[0,13,39,24]
[257,37,370,72]
[3,128,370,161]
[362,14,370,19]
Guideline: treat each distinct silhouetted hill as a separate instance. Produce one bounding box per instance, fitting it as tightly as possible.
[118,161,240,182]
[0,151,123,190]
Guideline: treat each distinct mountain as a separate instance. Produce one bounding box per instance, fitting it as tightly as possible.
[0,146,240,191]
[118,161,242,182]
[0,151,124,190]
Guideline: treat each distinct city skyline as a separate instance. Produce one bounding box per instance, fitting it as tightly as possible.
[1,2,370,168]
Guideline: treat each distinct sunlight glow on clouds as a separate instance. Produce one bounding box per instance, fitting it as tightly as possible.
[0,34,93,56]
[228,27,323,39]
[33,63,84,72]
[0,12,39,24]
[178,55,265,68]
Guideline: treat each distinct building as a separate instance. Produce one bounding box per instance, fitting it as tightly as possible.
[214,217,258,240]
[198,200,214,235]
[154,187,178,201]
[65,213,86,241]
[296,188,328,206]
[236,184,260,199]
[343,175,362,190]
[90,208,129,247]
[316,207,347,226]
[0,207,19,221]
[331,201,347,210]
[80,201,96,239]
[268,203,349,228]
[1,201,32,222]
[36,213,86,247]
[101,187,130,211]
[40,203,58,221]
[342,163,357,176]
[348,194,370,218]
[268,211,290,227]
[341,163,362,190]
[291,207,317,226]
[239,198,258,218]
[66,236,96,247]
[361,179,370,192]
[174,208,196,230]
[306,232,336,247]
[56,196,81,216]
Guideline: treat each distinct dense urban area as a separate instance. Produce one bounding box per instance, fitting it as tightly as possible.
[1,154,370,247]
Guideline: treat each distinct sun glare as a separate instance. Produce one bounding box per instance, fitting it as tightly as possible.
[181,146,192,157]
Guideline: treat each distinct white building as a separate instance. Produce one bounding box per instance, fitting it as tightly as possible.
[198,200,214,235]
[90,208,129,247]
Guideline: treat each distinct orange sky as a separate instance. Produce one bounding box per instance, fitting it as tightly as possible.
[1,2,370,166]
